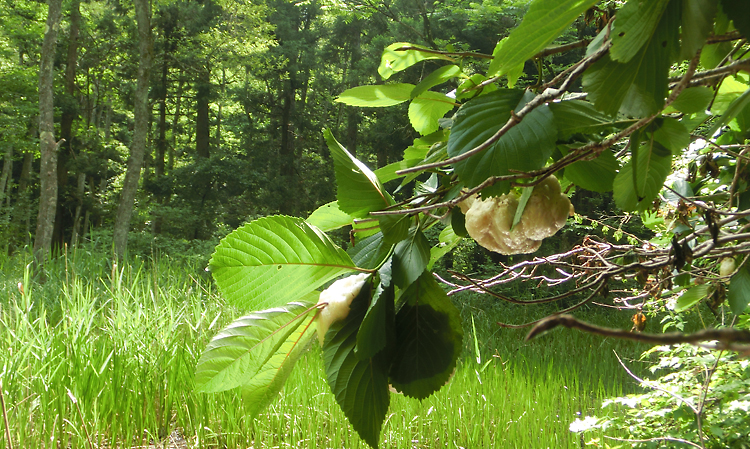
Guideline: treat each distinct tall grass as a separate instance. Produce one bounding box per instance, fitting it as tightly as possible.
[0,248,646,448]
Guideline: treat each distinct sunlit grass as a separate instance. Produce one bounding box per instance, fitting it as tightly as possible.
[0,249,647,448]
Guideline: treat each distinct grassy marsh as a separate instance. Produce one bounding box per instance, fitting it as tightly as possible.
[0,248,646,448]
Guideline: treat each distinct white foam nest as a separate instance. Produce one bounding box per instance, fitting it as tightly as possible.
[459,176,574,255]
[316,273,369,345]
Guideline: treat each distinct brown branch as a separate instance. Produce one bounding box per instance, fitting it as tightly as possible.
[533,39,591,58]
[525,314,750,348]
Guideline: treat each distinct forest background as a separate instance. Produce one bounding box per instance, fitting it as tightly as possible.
[0,0,549,264]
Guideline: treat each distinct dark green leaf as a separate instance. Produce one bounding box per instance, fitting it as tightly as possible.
[428,225,463,270]
[393,226,431,288]
[307,201,353,232]
[680,0,718,59]
[653,117,690,154]
[356,282,395,360]
[448,89,557,196]
[512,186,534,229]
[411,65,463,99]
[336,84,414,107]
[609,0,670,62]
[348,232,391,271]
[613,137,672,212]
[196,300,317,417]
[379,42,454,80]
[670,86,713,114]
[408,91,456,135]
[488,0,600,77]
[549,100,622,139]
[210,216,357,310]
[565,149,619,192]
[323,290,390,448]
[379,214,411,246]
[728,265,750,315]
[390,272,463,400]
[720,0,750,39]
[325,129,393,218]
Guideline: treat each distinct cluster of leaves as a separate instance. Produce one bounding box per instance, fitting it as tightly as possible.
[195,0,750,447]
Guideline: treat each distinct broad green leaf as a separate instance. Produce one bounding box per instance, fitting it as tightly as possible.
[348,232,391,271]
[488,0,599,77]
[680,0,717,60]
[336,84,414,107]
[373,159,422,183]
[448,89,557,196]
[356,282,395,360]
[393,226,431,288]
[512,186,534,230]
[408,91,456,135]
[390,272,463,400]
[379,214,411,246]
[674,284,710,312]
[325,129,392,218]
[670,86,713,114]
[613,137,672,212]
[712,76,748,114]
[411,65,463,99]
[210,216,357,310]
[728,265,750,315]
[609,0,670,63]
[323,289,390,449]
[653,117,690,154]
[428,225,463,270]
[456,73,498,101]
[708,88,750,136]
[584,3,679,117]
[195,299,317,418]
[549,100,623,139]
[565,149,619,192]
[379,42,454,80]
[307,201,353,232]
[487,37,525,81]
[720,0,750,39]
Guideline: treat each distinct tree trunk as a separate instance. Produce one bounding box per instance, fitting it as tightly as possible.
[279,77,297,215]
[195,65,211,159]
[69,172,85,247]
[54,0,81,248]
[33,0,63,266]
[113,0,153,259]
[0,145,12,206]
[346,21,362,156]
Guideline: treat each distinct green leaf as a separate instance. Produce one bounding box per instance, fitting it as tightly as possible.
[609,0,670,63]
[488,0,600,77]
[728,265,750,315]
[390,272,463,400]
[393,226,431,288]
[195,300,317,417]
[448,89,557,196]
[652,117,690,154]
[613,137,672,212]
[379,42,454,80]
[408,91,456,135]
[674,284,710,312]
[512,186,534,230]
[549,100,623,139]
[348,232,391,271]
[428,226,463,270]
[307,201,353,232]
[565,149,619,192]
[373,159,422,183]
[708,88,750,136]
[411,65,463,99]
[487,37,525,80]
[379,214,411,246]
[325,129,392,218]
[670,86,713,114]
[323,289,390,448]
[336,84,414,107]
[680,0,718,60]
[584,3,679,117]
[210,217,357,310]
[720,0,750,39]
[356,282,395,360]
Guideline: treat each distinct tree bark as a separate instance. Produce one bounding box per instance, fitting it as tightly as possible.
[33,0,63,265]
[113,0,153,259]
[278,76,297,215]
[195,65,211,159]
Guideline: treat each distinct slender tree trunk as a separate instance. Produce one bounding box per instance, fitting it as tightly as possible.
[0,145,12,204]
[69,172,85,247]
[195,64,211,159]
[33,0,63,266]
[113,0,153,258]
[54,0,81,246]
[170,75,184,170]
[346,22,362,157]
[279,77,297,215]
